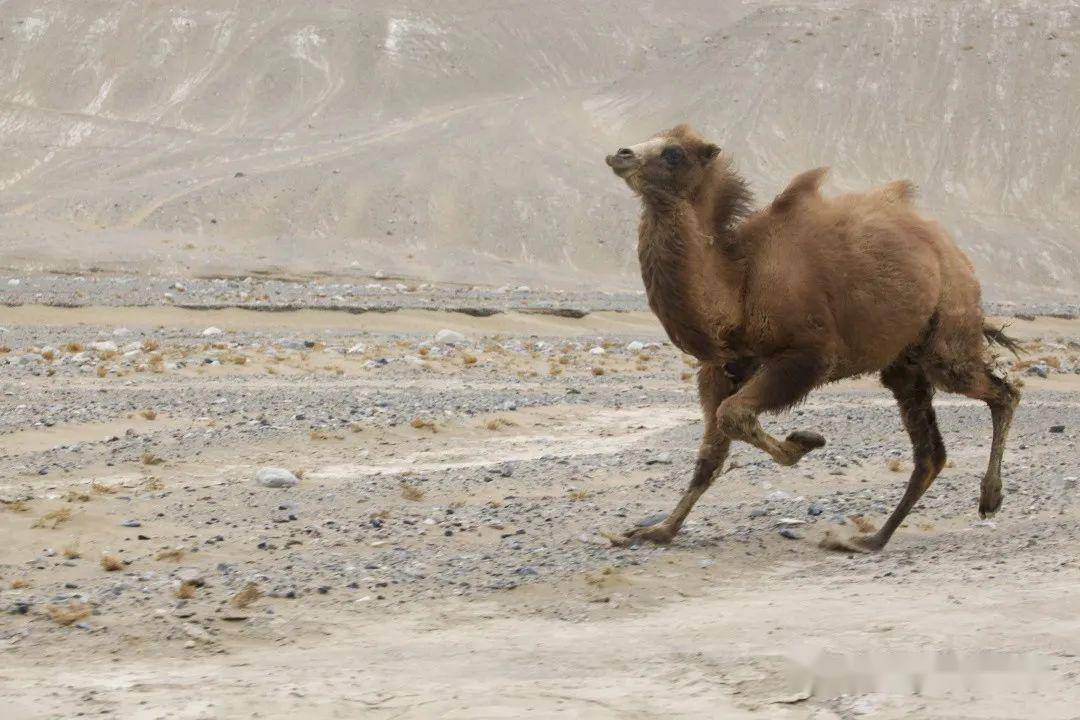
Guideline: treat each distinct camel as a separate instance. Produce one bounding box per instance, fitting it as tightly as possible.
[604,123,1020,552]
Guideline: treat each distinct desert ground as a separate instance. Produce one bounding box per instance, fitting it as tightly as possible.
[2,1,1080,718]
[1,278,1078,719]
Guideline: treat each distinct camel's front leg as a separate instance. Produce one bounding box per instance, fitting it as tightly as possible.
[716,349,828,466]
[610,365,732,546]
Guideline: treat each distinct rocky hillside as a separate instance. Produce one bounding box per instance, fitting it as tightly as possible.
[0,1,1076,301]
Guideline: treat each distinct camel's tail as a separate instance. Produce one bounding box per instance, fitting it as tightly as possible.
[983,324,1023,358]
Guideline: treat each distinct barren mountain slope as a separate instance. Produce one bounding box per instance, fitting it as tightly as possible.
[0,0,1076,301]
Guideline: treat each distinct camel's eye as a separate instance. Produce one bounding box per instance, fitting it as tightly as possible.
[660,146,684,166]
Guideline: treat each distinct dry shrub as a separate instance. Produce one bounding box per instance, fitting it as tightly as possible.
[591,366,605,376]
[32,507,73,529]
[96,365,108,378]
[176,581,198,599]
[887,458,903,472]
[0,345,9,354]
[401,483,425,502]
[142,477,165,491]
[46,601,91,626]
[141,452,164,466]
[568,489,589,502]
[349,422,364,433]
[140,409,157,420]
[91,482,117,495]
[41,349,56,361]
[309,430,330,441]
[483,417,517,431]
[230,583,261,609]
[461,353,478,366]
[100,554,124,571]
[849,515,878,534]
[62,490,92,503]
[417,347,429,357]
[155,548,185,562]
[2,499,29,513]
[548,364,563,376]
[11,578,30,589]
[291,468,307,480]
[410,417,437,432]
[680,370,694,383]
[141,339,160,352]
[62,543,82,559]
[63,342,85,353]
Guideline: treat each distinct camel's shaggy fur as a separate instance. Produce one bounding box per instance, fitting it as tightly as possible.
[605,124,1020,551]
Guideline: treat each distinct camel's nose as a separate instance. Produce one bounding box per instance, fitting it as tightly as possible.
[615,148,634,158]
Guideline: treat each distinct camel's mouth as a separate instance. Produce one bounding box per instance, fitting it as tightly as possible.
[604,156,635,188]
[605,153,640,180]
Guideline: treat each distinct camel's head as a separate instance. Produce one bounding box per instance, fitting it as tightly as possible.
[605,124,721,198]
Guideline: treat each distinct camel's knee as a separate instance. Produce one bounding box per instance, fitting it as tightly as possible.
[716,399,755,440]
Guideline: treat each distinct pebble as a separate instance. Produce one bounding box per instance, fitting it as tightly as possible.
[90,341,118,353]
[120,519,142,528]
[636,513,667,527]
[645,452,673,465]
[807,503,825,516]
[779,528,803,540]
[626,341,645,352]
[1025,364,1049,378]
[434,329,467,344]
[1049,425,1065,433]
[255,467,299,488]
[202,327,223,337]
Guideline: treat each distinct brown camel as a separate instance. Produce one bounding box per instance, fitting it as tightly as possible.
[604,123,1020,552]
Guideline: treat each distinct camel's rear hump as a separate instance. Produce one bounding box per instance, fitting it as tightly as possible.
[872,180,917,204]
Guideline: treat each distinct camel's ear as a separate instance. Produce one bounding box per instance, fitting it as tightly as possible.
[697,143,721,165]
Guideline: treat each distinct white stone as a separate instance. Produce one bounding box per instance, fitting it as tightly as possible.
[90,341,118,353]
[112,327,131,337]
[7,278,20,286]
[255,467,299,488]
[434,329,466,344]
[626,341,645,352]
[346,343,366,355]
[588,346,606,355]
[373,270,387,279]
[202,327,223,337]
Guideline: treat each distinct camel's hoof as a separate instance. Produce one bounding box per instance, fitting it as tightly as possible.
[979,490,1003,519]
[779,431,826,465]
[819,529,882,554]
[786,430,826,452]
[604,524,675,547]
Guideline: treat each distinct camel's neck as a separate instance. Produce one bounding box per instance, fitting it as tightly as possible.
[638,193,745,359]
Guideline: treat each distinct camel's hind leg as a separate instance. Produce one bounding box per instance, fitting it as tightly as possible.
[715,349,828,466]
[932,362,1020,518]
[823,361,945,553]
[611,365,733,546]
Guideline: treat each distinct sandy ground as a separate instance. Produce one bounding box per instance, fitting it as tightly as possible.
[1,304,1078,719]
